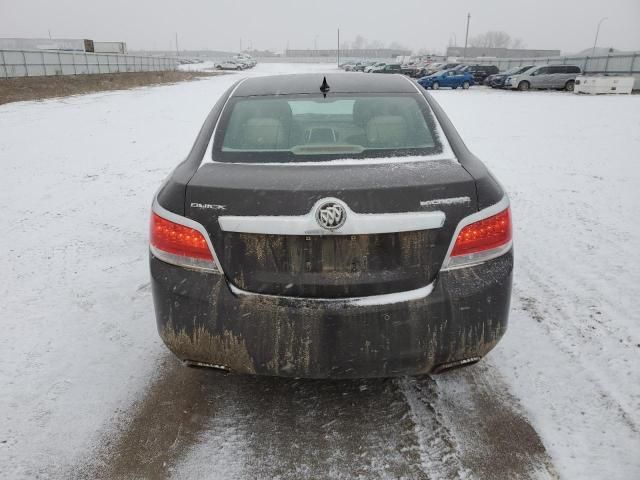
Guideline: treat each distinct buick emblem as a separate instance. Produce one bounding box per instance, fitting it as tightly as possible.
[316,202,346,230]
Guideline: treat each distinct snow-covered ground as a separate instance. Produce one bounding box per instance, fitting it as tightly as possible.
[0,64,638,479]
[431,88,640,479]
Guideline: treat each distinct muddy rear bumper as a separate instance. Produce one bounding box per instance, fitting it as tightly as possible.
[150,251,513,378]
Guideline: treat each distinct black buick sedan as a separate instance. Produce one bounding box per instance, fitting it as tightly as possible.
[150,73,513,378]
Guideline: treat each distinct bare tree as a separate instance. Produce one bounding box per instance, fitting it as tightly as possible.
[388,41,408,51]
[469,31,524,49]
[352,35,366,50]
[510,38,525,49]
[339,35,408,51]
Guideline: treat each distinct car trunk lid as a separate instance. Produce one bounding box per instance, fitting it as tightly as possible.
[186,159,477,298]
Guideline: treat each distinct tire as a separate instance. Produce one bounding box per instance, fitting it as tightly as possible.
[462,81,470,89]
[565,80,575,92]
[216,65,222,70]
[517,81,530,91]
[432,81,440,90]
[237,66,242,70]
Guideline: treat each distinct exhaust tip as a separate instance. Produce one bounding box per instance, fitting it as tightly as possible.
[432,356,481,374]
[183,360,231,372]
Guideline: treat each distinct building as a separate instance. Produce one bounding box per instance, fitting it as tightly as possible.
[446,46,561,59]
[0,37,94,52]
[286,48,412,59]
[0,37,127,54]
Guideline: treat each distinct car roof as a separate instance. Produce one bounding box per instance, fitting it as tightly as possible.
[232,73,417,96]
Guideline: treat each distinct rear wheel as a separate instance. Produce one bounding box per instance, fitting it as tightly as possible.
[565,80,575,92]
[517,80,530,91]
[236,66,242,70]
[432,81,440,90]
[462,81,470,89]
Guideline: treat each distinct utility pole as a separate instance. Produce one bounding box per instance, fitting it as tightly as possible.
[337,28,340,67]
[463,13,471,59]
[591,17,608,59]
[175,32,179,57]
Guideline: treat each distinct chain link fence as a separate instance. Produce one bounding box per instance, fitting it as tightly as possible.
[0,49,179,78]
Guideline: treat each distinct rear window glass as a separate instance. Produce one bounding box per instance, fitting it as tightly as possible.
[213,94,443,163]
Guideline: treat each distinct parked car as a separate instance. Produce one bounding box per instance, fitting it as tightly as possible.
[400,62,421,76]
[418,69,475,89]
[372,64,403,74]
[464,65,499,84]
[417,62,443,77]
[149,73,513,378]
[216,59,244,70]
[505,64,582,91]
[441,63,461,71]
[354,61,376,72]
[485,65,534,88]
[236,54,256,67]
[352,61,376,72]
[232,57,252,69]
[365,62,386,73]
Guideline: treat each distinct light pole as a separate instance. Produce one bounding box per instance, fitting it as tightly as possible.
[463,13,471,59]
[337,28,340,67]
[591,17,608,59]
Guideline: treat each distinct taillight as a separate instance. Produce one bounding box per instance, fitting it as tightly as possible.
[150,211,220,273]
[443,206,512,270]
[452,208,511,256]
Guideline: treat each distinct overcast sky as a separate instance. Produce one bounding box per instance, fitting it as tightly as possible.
[1,0,638,54]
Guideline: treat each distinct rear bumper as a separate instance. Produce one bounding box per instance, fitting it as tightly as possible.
[150,251,513,378]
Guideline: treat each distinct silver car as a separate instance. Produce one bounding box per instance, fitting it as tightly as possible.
[505,65,582,91]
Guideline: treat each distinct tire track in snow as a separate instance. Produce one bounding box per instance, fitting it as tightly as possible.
[76,358,428,479]
[398,377,471,480]
[399,368,558,480]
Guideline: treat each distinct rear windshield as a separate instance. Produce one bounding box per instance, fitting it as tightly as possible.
[213,93,443,163]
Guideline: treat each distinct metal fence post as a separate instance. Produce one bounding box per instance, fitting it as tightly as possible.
[604,54,610,73]
[57,52,63,75]
[583,56,589,73]
[631,53,638,74]
[41,51,47,76]
[0,50,7,78]
[23,50,29,77]
[85,52,89,74]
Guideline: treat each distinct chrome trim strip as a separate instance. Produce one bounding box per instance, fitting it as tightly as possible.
[440,195,511,271]
[218,197,445,235]
[442,240,513,270]
[149,245,220,273]
[151,197,224,274]
[228,282,435,307]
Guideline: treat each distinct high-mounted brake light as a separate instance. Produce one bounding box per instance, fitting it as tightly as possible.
[150,211,220,273]
[443,206,512,270]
